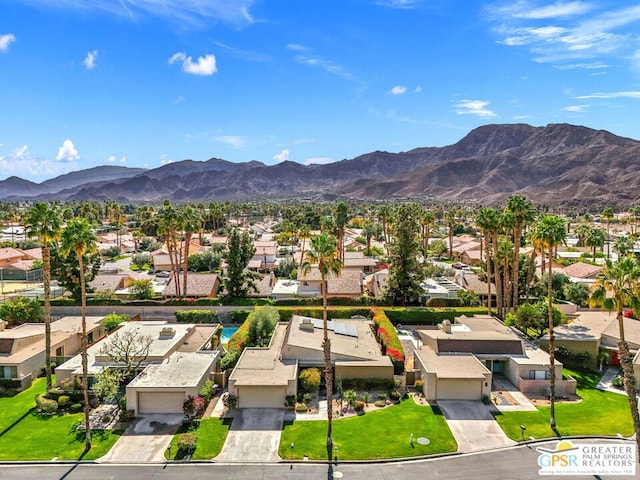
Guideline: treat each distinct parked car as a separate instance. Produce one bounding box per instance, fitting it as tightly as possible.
[452,262,468,270]
[155,271,170,278]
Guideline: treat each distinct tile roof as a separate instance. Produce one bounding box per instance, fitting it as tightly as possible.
[162,273,219,297]
[561,262,603,279]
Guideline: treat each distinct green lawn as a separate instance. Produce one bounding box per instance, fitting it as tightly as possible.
[165,417,232,460]
[279,398,457,461]
[494,369,634,441]
[0,378,121,460]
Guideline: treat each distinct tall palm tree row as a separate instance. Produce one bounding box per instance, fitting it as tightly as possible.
[301,232,342,455]
[505,194,535,311]
[476,208,498,316]
[60,218,98,451]
[531,214,566,430]
[181,205,202,298]
[590,257,640,458]
[23,202,62,392]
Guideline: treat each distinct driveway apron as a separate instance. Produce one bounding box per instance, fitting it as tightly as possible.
[215,408,284,462]
[98,414,183,463]
[437,400,516,452]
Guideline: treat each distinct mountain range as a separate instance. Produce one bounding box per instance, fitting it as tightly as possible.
[1,123,639,208]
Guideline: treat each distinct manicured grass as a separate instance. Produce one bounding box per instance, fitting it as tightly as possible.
[0,377,121,460]
[494,369,634,441]
[279,398,457,460]
[165,418,232,460]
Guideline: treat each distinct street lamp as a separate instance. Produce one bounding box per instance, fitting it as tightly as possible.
[334,446,339,465]
[520,425,527,441]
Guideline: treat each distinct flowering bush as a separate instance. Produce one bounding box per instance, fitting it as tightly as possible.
[372,308,405,374]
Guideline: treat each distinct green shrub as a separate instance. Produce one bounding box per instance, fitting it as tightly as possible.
[102,414,113,423]
[222,393,237,409]
[177,433,197,453]
[119,395,127,410]
[120,409,135,422]
[35,394,58,415]
[354,400,365,413]
[295,403,308,413]
[302,393,313,405]
[414,379,424,390]
[382,307,488,325]
[377,392,387,401]
[285,395,296,407]
[102,312,130,332]
[299,368,321,393]
[276,307,371,322]
[70,403,83,413]
[199,379,215,403]
[389,390,401,401]
[58,395,71,408]
[175,310,219,323]
[0,378,24,390]
[374,400,386,408]
[341,377,394,391]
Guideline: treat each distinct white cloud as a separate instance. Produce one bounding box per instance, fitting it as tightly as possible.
[454,99,497,117]
[0,145,78,180]
[83,49,98,69]
[120,156,127,164]
[487,2,640,68]
[273,149,290,163]
[56,139,80,161]
[214,135,245,148]
[160,158,174,165]
[294,54,355,81]
[553,62,608,70]
[304,157,334,165]
[563,104,589,112]
[106,155,116,163]
[575,91,640,99]
[286,44,306,52]
[490,1,592,20]
[169,52,217,76]
[19,0,255,27]
[415,86,422,93]
[0,33,16,52]
[390,85,407,95]
[376,0,420,9]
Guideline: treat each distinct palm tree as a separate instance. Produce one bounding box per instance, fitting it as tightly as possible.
[60,218,98,451]
[505,195,535,310]
[590,256,640,458]
[420,209,435,256]
[531,214,566,430]
[23,202,61,392]
[301,232,342,454]
[444,209,456,259]
[602,207,614,258]
[157,201,181,297]
[297,224,311,267]
[585,227,606,262]
[476,208,497,315]
[362,221,378,255]
[334,201,349,261]
[181,205,201,298]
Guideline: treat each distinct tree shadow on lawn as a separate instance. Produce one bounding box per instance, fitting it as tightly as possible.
[0,407,35,438]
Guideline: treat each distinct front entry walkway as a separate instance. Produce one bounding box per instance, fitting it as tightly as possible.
[215,408,284,462]
[437,401,517,453]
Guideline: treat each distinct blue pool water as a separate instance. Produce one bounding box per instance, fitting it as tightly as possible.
[221,326,239,343]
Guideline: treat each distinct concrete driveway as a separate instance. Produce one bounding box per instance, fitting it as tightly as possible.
[437,401,516,453]
[215,409,284,462]
[98,414,183,463]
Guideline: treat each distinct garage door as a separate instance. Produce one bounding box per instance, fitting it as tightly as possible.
[437,379,481,400]
[238,386,285,408]
[138,391,185,414]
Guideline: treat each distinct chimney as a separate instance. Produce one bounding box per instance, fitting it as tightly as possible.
[299,318,315,332]
[442,319,452,334]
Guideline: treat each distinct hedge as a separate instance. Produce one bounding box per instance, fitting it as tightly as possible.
[371,308,405,374]
[0,378,23,390]
[175,310,218,323]
[382,307,489,325]
[276,307,371,322]
[273,297,385,307]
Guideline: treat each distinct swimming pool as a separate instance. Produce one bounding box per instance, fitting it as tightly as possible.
[221,326,239,343]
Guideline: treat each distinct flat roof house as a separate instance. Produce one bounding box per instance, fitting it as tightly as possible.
[0,316,105,389]
[228,315,393,408]
[55,321,221,415]
[415,315,575,401]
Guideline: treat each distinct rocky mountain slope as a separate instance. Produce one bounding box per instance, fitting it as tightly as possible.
[1,124,638,207]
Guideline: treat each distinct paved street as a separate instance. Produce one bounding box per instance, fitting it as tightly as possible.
[0,439,635,480]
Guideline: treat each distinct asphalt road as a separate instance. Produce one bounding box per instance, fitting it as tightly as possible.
[0,439,636,480]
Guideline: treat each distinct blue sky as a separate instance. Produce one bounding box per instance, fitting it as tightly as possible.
[1,0,639,182]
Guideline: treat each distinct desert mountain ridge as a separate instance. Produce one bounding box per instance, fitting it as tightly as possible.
[1,123,639,208]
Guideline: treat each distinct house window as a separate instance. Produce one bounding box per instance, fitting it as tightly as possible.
[0,365,17,379]
[56,346,64,357]
[529,370,548,380]
[303,281,308,286]
[87,332,94,344]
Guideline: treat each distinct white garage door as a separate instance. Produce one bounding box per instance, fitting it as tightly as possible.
[437,379,481,400]
[138,391,185,414]
[238,386,285,408]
